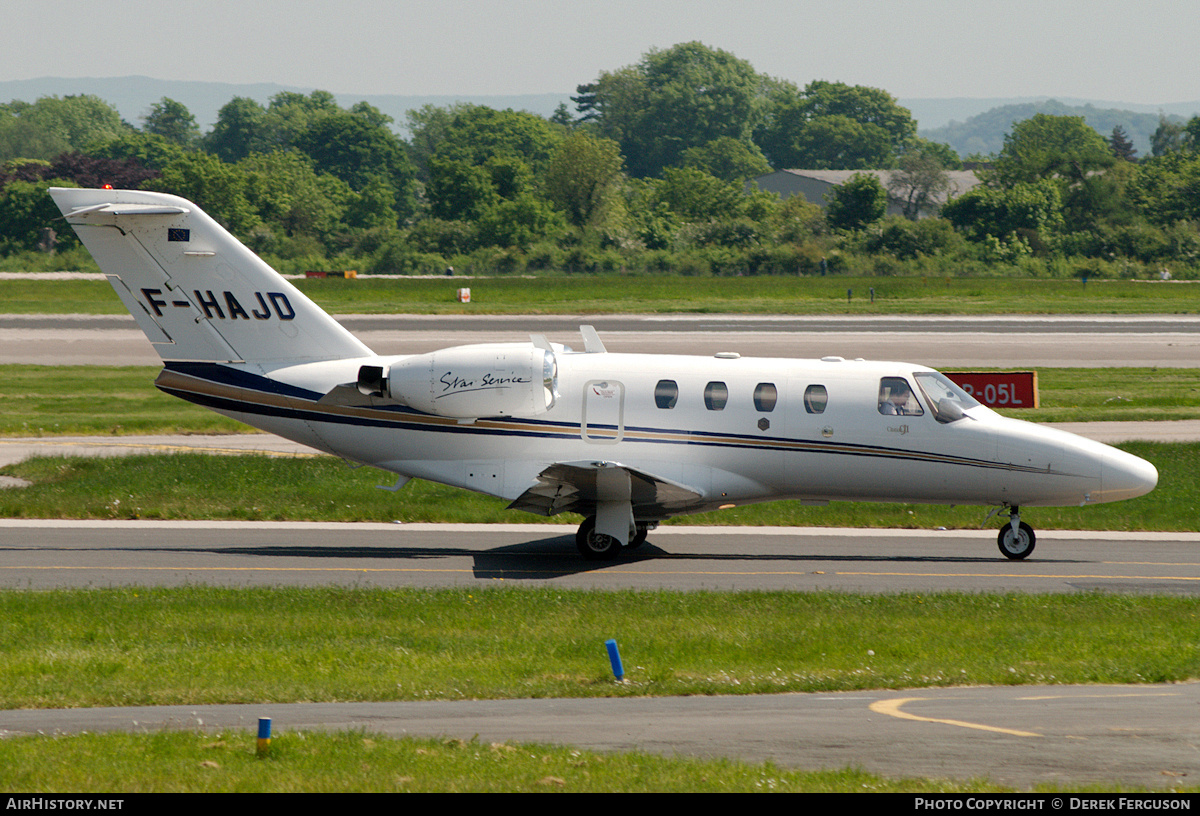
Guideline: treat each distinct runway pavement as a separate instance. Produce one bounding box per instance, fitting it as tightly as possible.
[3,520,1200,594]
[6,312,1200,366]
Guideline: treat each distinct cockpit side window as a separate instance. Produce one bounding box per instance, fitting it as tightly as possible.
[914,371,979,423]
[655,380,679,409]
[803,384,828,414]
[878,377,923,416]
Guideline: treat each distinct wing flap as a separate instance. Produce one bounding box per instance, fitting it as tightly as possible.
[508,460,704,518]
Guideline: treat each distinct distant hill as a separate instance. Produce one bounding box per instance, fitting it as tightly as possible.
[903,96,1200,131]
[914,98,1200,159]
[0,76,572,134]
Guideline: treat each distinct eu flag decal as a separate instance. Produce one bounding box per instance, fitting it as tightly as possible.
[167,228,190,242]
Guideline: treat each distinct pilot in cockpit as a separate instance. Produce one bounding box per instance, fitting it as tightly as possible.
[879,377,921,416]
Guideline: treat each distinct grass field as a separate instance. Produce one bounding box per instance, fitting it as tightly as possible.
[3,587,1196,709]
[8,274,1200,315]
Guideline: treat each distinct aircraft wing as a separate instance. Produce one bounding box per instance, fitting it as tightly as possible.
[508,460,705,518]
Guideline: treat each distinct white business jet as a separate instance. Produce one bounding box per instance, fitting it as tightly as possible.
[50,187,1158,561]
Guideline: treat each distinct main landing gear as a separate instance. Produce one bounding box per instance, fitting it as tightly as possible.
[995,505,1036,560]
[575,516,649,561]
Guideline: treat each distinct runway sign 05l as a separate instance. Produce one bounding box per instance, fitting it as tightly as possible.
[944,371,1039,409]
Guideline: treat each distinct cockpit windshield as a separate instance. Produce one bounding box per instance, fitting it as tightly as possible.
[913,371,981,423]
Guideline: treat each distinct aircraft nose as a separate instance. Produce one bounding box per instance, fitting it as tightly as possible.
[1101,448,1158,502]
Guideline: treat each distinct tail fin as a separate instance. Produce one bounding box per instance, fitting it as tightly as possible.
[49,187,373,365]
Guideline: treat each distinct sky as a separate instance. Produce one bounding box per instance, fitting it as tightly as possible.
[4,0,1199,104]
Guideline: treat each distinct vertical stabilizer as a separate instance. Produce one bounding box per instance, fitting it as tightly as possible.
[49,187,373,364]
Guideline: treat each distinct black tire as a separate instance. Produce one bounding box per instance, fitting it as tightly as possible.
[576,516,620,560]
[997,521,1036,560]
[628,525,649,549]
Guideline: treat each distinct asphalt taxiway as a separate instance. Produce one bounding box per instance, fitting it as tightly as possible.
[6,312,1200,367]
[2,684,1197,790]
[3,520,1200,596]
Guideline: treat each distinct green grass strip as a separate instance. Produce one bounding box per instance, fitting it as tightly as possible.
[0,587,1197,711]
[0,365,246,437]
[10,275,1200,315]
[0,729,1149,793]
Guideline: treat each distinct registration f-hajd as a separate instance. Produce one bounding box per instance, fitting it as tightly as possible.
[51,188,1157,561]
[140,287,296,321]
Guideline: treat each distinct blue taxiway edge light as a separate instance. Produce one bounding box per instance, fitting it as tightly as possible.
[605,638,624,680]
[257,717,272,756]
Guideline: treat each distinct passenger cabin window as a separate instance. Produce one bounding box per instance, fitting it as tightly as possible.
[878,377,923,416]
[704,381,729,411]
[753,383,777,412]
[804,384,828,414]
[655,379,679,409]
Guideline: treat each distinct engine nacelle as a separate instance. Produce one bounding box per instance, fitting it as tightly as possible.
[358,345,558,419]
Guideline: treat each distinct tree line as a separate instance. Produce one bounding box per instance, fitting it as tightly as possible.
[2,41,1199,279]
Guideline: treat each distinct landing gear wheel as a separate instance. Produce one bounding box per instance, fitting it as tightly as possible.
[997,521,1036,560]
[628,525,649,549]
[576,516,620,561]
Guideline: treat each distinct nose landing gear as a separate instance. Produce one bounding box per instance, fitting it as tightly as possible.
[995,506,1036,560]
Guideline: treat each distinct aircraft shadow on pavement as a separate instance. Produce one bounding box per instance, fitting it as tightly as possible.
[150,534,1079,581]
[172,535,649,579]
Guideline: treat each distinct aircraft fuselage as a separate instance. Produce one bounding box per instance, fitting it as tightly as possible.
[155,348,1154,516]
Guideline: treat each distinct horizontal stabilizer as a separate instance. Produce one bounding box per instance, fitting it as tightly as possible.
[65,202,189,216]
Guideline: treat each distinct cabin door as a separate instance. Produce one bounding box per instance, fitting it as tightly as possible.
[582,379,625,443]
